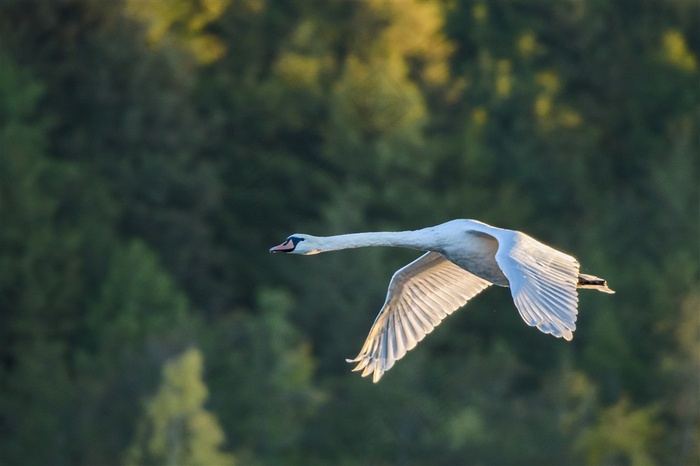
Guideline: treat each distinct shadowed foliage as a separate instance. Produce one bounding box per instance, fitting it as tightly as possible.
[1,0,698,464]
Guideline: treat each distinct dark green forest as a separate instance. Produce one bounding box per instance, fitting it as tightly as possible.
[1,0,698,464]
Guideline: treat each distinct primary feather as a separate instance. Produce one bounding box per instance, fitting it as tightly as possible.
[345,252,491,382]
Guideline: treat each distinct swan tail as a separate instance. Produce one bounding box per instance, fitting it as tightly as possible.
[578,273,615,294]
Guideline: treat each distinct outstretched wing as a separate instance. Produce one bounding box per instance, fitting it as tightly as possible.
[346,252,492,383]
[490,229,581,340]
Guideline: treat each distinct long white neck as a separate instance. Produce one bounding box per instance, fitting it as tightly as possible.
[308,229,439,254]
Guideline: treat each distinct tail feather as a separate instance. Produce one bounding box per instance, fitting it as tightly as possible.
[578,273,615,294]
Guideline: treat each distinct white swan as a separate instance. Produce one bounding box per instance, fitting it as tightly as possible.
[270,219,614,382]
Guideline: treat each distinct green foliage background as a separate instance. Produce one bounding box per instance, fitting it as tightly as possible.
[1,1,698,464]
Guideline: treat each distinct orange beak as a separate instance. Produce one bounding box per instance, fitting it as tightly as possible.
[269,240,294,253]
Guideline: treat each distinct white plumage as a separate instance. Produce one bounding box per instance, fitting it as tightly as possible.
[270,219,614,382]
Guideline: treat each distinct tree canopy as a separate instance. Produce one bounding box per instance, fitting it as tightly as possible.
[1,0,698,464]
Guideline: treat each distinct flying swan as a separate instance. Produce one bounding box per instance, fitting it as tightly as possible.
[270,219,614,382]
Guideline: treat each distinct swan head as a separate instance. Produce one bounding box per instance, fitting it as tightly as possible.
[269,235,320,255]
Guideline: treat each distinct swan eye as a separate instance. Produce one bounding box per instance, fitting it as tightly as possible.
[289,236,305,246]
[279,236,305,251]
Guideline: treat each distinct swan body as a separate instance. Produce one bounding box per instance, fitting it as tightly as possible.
[270,219,614,382]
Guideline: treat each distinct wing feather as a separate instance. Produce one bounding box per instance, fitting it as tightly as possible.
[347,252,492,382]
[490,230,580,341]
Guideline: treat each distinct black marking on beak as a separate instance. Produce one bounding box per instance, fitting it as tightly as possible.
[269,236,304,253]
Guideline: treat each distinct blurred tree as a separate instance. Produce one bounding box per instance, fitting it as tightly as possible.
[203,288,323,464]
[575,397,661,466]
[0,0,698,464]
[84,240,189,357]
[72,240,200,464]
[0,0,229,315]
[0,52,93,464]
[0,47,210,462]
[658,292,700,465]
[124,0,229,64]
[125,347,235,466]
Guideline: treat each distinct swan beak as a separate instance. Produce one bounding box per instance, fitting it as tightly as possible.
[269,241,294,253]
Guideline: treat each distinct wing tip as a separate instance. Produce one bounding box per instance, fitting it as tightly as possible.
[529,317,576,341]
[347,356,386,382]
